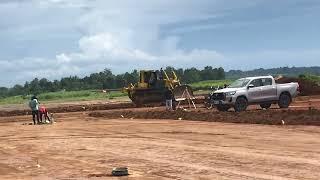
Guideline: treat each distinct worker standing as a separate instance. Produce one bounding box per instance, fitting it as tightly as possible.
[165,89,173,111]
[29,95,40,125]
[159,68,164,80]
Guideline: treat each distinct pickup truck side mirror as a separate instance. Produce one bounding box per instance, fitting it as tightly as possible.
[248,84,255,89]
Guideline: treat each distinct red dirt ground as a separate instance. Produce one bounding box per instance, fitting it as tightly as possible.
[1,95,320,118]
[0,102,134,117]
[89,107,320,126]
[0,112,320,179]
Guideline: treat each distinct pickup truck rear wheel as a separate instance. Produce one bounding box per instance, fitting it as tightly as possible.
[278,93,291,108]
[234,97,248,112]
[260,103,271,109]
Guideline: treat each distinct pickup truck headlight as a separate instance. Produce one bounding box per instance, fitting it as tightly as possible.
[225,91,236,96]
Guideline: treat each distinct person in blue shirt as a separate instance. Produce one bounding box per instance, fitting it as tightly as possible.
[29,95,40,125]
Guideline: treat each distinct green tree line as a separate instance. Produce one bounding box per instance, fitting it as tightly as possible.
[0,66,225,98]
[226,66,320,79]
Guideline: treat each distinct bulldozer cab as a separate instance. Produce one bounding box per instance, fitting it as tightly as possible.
[138,70,165,89]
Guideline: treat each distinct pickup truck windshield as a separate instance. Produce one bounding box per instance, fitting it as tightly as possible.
[228,79,250,88]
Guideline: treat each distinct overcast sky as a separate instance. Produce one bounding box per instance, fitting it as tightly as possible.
[1,0,320,86]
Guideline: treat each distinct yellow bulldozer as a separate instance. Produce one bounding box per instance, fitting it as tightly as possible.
[123,69,193,106]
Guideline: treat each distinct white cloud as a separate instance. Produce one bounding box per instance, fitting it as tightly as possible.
[0,0,259,86]
[58,32,226,70]
[43,0,232,78]
[1,0,320,86]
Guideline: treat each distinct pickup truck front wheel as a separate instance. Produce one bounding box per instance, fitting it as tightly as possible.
[278,93,291,108]
[234,97,248,112]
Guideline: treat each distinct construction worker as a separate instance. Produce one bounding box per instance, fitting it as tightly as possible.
[39,105,50,123]
[29,95,40,125]
[164,89,173,111]
[159,68,164,80]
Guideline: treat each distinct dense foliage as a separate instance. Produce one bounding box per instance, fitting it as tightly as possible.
[1,66,319,98]
[226,66,320,79]
[0,66,225,98]
[190,79,234,91]
[299,74,320,85]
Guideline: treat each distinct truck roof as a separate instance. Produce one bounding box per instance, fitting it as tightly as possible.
[240,75,274,80]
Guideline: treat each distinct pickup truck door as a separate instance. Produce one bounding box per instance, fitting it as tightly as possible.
[247,79,263,102]
[260,78,277,101]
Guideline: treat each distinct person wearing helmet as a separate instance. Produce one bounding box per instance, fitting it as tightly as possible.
[29,95,40,125]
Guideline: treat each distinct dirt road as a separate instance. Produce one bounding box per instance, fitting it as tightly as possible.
[0,112,319,179]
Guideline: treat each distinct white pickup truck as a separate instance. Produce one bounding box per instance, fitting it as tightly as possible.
[212,76,299,112]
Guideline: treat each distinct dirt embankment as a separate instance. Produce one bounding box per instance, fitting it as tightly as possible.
[276,77,320,96]
[0,103,134,117]
[0,99,205,117]
[89,108,320,126]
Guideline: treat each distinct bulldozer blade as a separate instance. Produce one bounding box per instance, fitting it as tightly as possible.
[173,85,194,100]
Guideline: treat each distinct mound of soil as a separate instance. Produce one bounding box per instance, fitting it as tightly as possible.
[276,77,320,96]
[89,108,320,126]
[0,99,205,117]
[0,103,135,117]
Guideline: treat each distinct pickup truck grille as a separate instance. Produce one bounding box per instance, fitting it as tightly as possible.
[212,93,225,101]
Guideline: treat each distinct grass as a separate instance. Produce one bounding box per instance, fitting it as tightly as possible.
[190,79,234,90]
[0,90,127,105]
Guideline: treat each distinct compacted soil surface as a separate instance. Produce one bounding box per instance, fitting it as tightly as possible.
[0,111,319,179]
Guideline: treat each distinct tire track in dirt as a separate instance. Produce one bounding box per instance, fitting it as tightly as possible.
[101,146,297,180]
[7,125,318,166]
[1,117,319,179]
[106,137,320,167]
[7,131,318,176]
